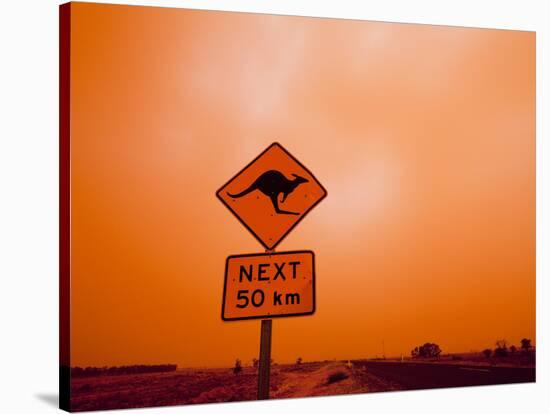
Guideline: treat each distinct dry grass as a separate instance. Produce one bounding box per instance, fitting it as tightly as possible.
[70,362,368,411]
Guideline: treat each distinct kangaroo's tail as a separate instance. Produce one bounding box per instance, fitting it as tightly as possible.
[227,183,257,198]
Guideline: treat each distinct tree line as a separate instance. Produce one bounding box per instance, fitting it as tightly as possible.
[410,338,534,360]
[482,338,534,358]
[71,364,177,377]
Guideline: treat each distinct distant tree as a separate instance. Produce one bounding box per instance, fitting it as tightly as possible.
[233,359,242,375]
[520,338,532,353]
[494,340,508,357]
[510,345,517,355]
[296,357,302,366]
[252,358,259,369]
[411,343,441,358]
[425,343,442,358]
[482,349,492,358]
[496,339,507,348]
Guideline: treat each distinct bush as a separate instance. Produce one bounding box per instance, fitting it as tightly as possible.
[327,371,349,384]
[233,359,242,375]
[494,347,508,357]
[494,339,508,357]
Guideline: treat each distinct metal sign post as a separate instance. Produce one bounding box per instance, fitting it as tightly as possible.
[257,319,272,400]
[258,247,275,400]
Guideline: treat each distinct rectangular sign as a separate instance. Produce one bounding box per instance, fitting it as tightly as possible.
[222,251,315,321]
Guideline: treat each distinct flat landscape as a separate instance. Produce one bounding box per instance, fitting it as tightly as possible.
[70,358,535,411]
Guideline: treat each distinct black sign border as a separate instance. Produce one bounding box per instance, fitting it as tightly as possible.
[221,250,316,321]
[216,142,328,250]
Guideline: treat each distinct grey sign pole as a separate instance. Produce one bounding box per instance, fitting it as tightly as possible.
[257,319,272,400]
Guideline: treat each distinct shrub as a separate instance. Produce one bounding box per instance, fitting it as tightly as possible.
[233,359,242,375]
[327,371,349,384]
[494,347,508,357]
[482,349,492,358]
[494,339,508,357]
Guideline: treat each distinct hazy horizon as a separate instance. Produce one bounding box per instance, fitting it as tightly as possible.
[68,342,537,369]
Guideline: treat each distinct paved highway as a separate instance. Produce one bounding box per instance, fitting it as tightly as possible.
[351,360,535,390]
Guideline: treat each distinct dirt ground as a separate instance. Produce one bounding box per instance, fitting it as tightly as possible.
[70,362,386,411]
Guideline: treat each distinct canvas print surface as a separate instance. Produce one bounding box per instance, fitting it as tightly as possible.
[59,2,536,412]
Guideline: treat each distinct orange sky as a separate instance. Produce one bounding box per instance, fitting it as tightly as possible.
[69,3,535,367]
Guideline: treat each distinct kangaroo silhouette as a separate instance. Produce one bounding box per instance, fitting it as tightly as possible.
[227,170,308,215]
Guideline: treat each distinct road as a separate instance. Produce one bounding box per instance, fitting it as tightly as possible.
[351,360,535,390]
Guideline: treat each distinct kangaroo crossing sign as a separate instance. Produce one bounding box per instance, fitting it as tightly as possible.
[217,142,326,399]
[216,142,327,250]
[222,251,315,321]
